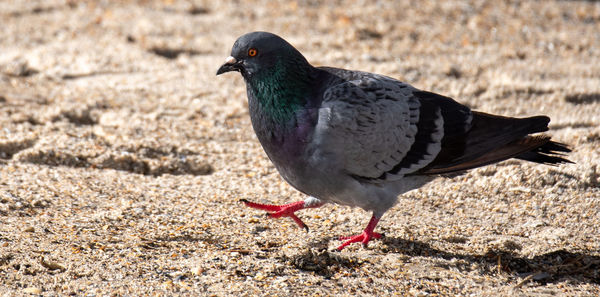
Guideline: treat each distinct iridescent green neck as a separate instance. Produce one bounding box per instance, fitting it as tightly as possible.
[248,59,313,125]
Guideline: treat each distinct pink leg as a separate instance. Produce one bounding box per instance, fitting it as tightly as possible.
[336,214,383,251]
[240,197,324,231]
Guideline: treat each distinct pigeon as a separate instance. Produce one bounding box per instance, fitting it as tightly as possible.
[216,31,572,251]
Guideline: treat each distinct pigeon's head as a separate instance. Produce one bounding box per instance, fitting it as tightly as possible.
[216,31,308,79]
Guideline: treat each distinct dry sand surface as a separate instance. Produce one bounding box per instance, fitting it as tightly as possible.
[1,0,599,296]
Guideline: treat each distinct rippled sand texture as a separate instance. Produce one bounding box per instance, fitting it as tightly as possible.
[1,1,599,296]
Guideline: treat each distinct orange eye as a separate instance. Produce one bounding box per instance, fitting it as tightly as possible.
[248,48,258,57]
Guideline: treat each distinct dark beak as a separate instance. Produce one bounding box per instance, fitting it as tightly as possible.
[216,56,239,75]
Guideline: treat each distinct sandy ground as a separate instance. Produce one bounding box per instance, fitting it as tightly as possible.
[1,0,599,296]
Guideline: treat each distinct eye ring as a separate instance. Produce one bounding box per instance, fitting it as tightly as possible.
[248,48,258,57]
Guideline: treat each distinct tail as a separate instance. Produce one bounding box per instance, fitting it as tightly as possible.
[515,140,572,164]
[415,112,573,175]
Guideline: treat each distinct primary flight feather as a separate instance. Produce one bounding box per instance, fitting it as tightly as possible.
[217,32,571,251]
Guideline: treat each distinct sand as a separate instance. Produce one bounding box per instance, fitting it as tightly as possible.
[1,0,599,296]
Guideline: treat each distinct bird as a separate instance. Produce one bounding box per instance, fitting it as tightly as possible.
[216,31,572,251]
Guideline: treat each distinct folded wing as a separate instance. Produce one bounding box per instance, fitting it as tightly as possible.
[314,76,571,182]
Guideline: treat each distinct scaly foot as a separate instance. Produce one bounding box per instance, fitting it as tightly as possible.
[240,197,323,231]
[336,215,382,251]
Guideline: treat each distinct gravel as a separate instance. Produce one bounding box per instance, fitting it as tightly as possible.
[1,0,599,296]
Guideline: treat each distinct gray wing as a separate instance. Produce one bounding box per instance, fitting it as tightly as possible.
[312,75,448,181]
[313,70,568,181]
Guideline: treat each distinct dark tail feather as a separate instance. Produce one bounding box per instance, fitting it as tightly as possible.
[418,135,565,174]
[536,141,571,154]
[414,111,574,175]
[516,141,573,165]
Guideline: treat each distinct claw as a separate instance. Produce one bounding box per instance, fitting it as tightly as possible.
[241,199,320,230]
[337,231,383,250]
[336,214,382,251]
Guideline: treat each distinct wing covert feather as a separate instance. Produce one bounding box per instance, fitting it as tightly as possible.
[313,76,420,179]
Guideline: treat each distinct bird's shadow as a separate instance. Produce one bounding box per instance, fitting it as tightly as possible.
[382,237,599,285]
[297,236,600,285]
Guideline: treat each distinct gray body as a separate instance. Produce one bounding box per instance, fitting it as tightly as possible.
[218,31,571,223]
[251,68,437,216]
